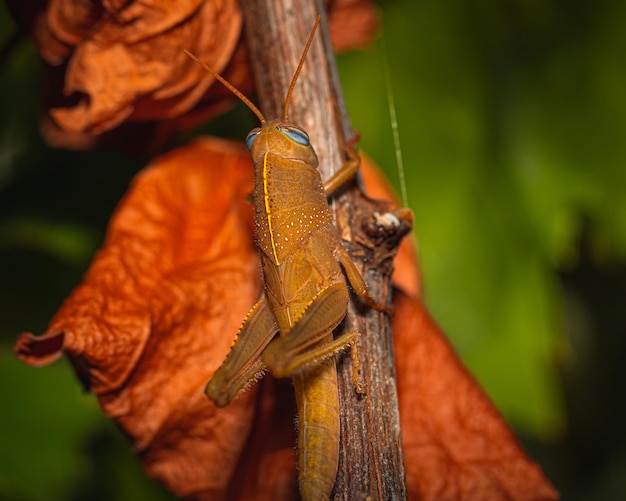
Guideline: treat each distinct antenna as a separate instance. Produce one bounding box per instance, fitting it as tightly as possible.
[184,49,266,124]
[282,15,321,122]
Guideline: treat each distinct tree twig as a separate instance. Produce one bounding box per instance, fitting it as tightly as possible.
[239,1,408,498]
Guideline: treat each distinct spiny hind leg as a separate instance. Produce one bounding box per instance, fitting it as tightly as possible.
[262,283,364,392]
[262,283,347,377]
[206,297,278,407]
[268,329,365,394]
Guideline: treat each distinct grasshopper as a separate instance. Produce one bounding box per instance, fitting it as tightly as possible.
[186,16,389,500]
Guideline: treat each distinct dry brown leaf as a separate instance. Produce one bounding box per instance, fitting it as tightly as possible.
[15,136,556,499]
[7,0,379,152]
[16,137,261,497]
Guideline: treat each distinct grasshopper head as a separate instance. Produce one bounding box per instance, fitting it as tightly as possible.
[246,118,319,168]
[185,17,321,170]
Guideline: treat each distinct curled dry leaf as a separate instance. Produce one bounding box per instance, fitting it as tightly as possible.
[14,0,244,134]
[15,138,556,499]
[6,0,378,151]
[17,137,262,497]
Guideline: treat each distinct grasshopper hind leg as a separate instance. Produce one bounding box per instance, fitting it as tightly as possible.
[262,284,353,372]
[205,297,278,407]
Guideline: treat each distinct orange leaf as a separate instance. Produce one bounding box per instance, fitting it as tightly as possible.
[49,1,243,133]
[16,137,262,497]
[14,139,556,499]
[7,0,380,152]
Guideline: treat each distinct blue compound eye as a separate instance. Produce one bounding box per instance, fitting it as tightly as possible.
[246,128,261,150]
[278,125,310,146]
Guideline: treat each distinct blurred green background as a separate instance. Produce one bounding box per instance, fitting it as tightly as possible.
[1,0,625,499]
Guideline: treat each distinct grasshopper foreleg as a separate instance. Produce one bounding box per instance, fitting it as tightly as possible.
[323,144,360,196]
[323,149,393,315]
[336,244,393,314]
